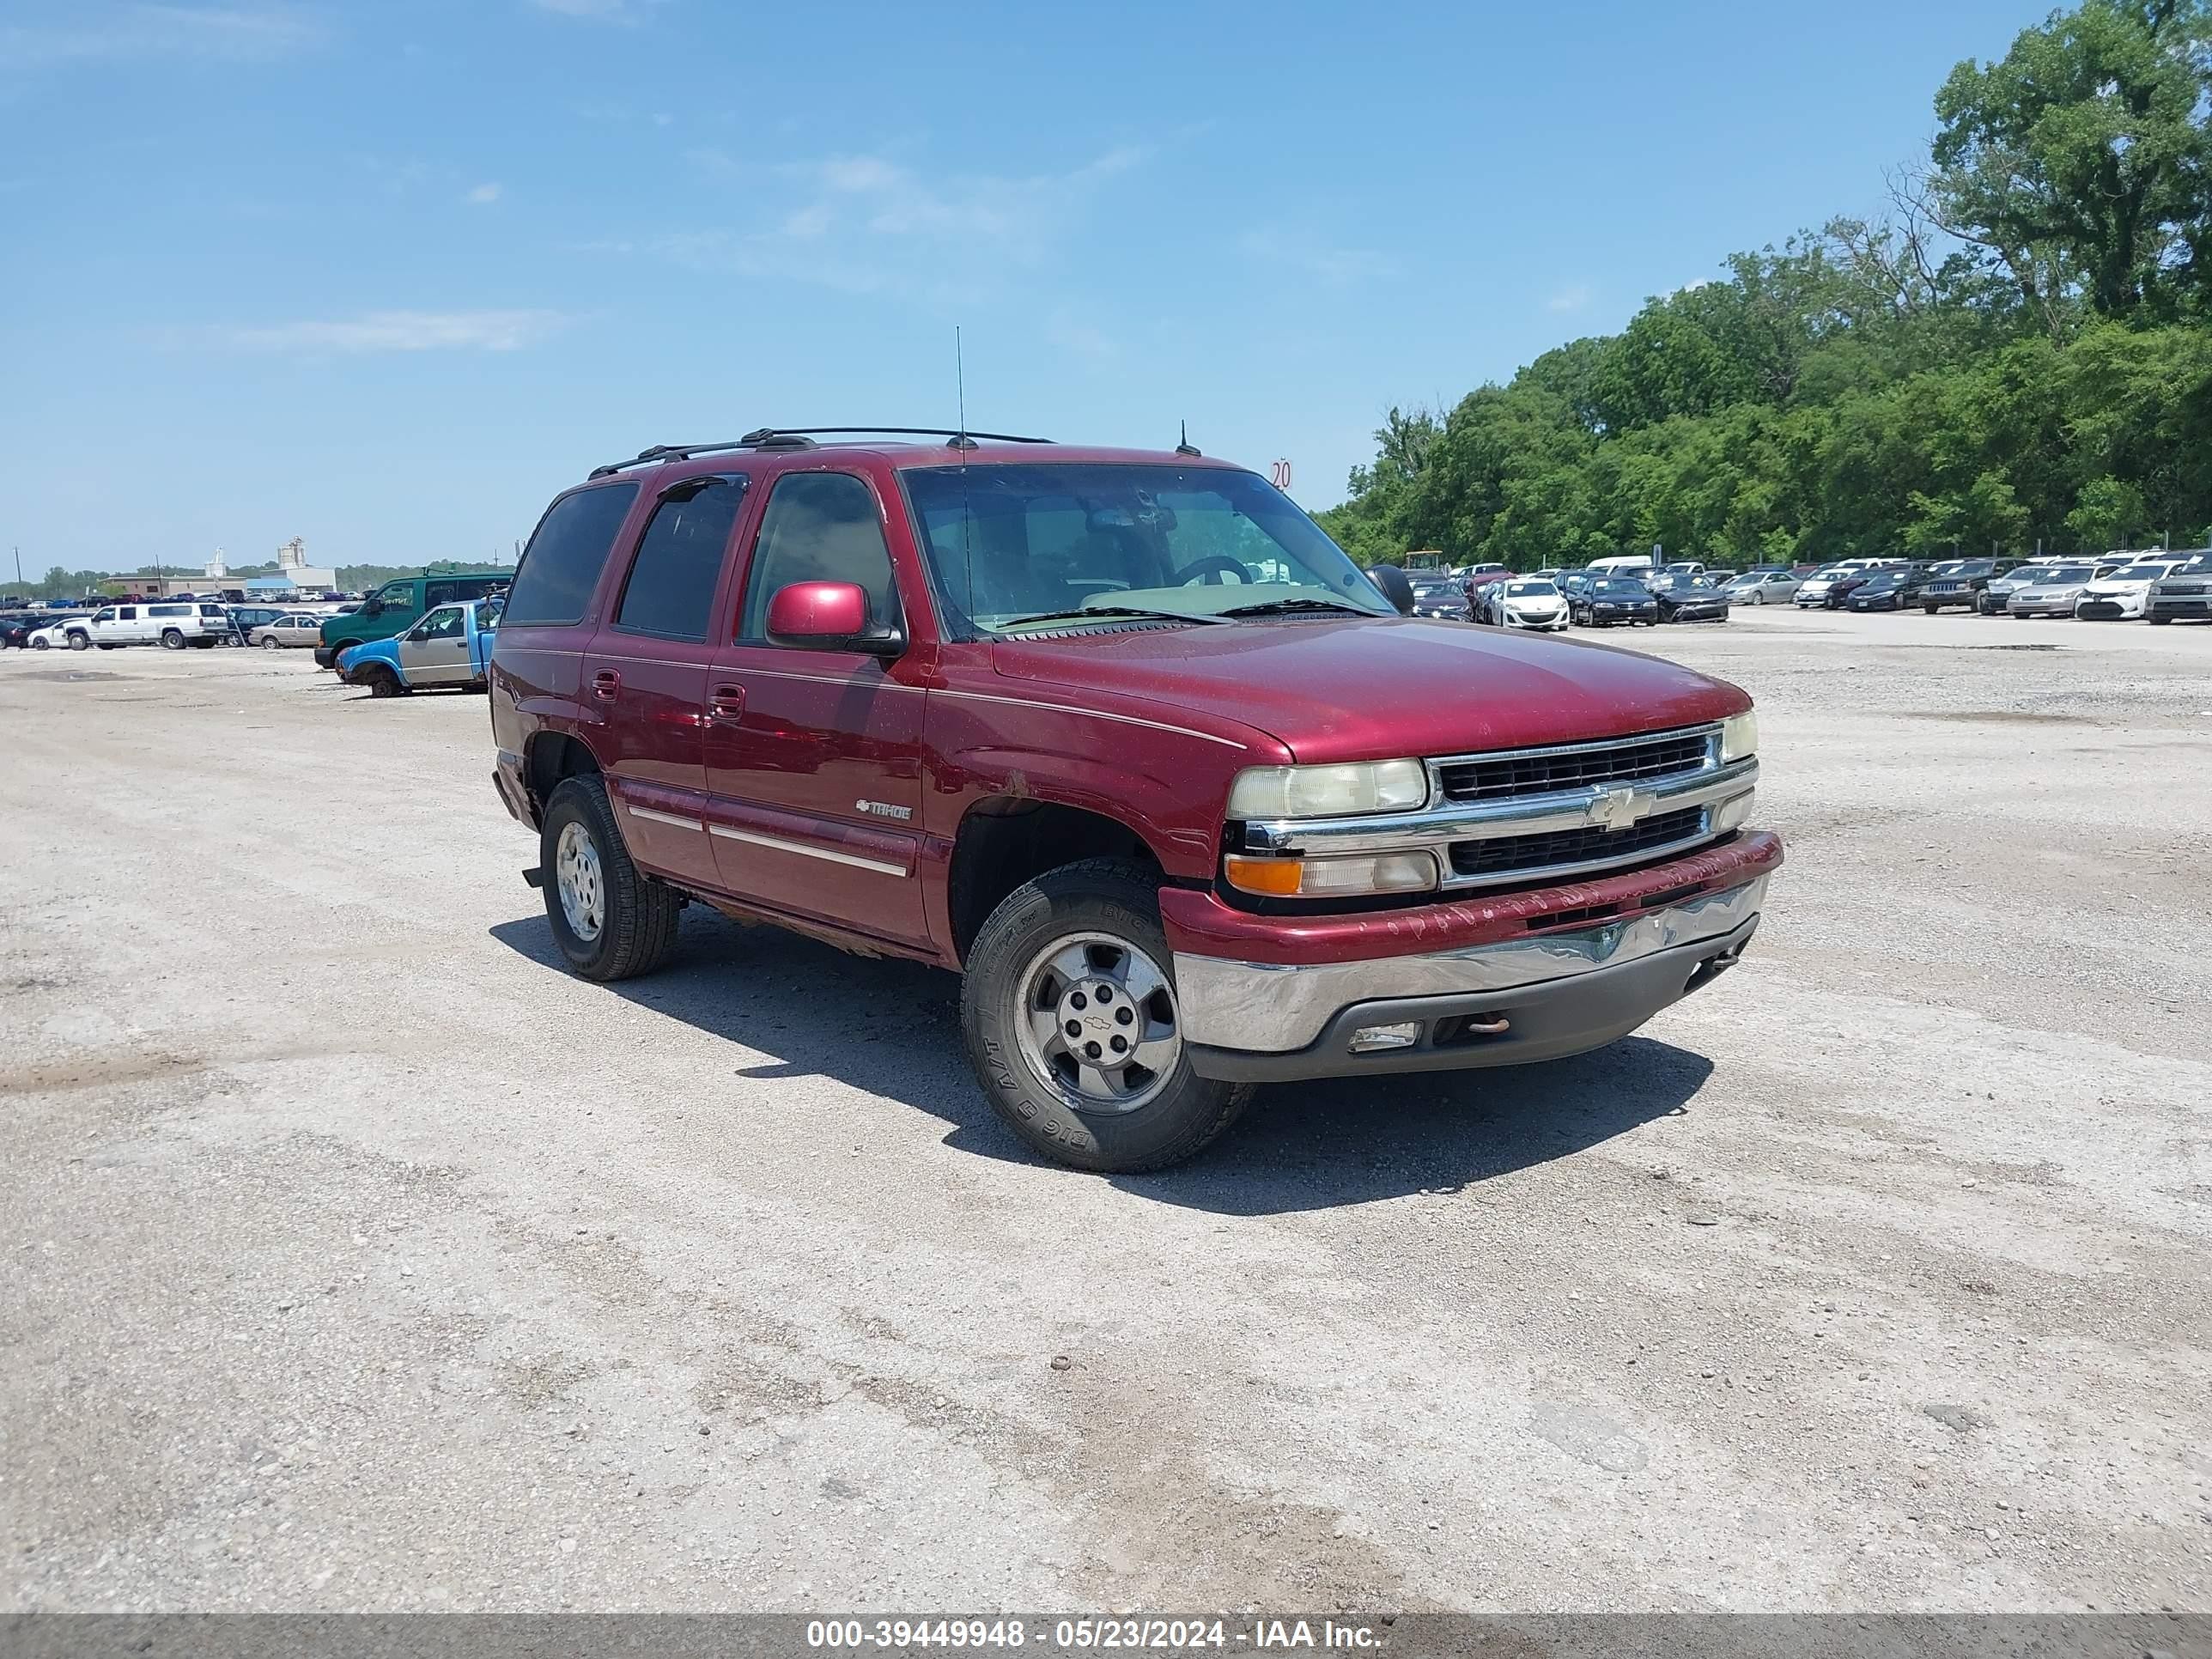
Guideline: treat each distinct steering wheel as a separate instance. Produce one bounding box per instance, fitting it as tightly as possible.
[1170,555,1255,586]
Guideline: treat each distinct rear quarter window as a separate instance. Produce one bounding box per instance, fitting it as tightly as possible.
[505,483,640,627]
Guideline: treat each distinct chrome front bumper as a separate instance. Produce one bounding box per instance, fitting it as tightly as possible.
[1175,875,1766,1058]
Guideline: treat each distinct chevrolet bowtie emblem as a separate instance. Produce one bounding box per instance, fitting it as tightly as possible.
[1587,786,1651,832]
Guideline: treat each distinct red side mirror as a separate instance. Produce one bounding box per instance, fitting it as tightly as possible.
[765,580,870,643]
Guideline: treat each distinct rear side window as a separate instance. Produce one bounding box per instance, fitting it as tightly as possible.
[614,476,749,642]
[150,604,188,617]
[506,484,638,627]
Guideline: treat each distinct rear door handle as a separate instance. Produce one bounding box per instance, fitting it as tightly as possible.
[591,669,621,701]
[709,683,746,721]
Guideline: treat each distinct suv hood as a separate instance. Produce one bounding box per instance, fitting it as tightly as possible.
[988,617,1746,764]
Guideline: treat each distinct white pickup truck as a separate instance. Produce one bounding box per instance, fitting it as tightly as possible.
[60,602,230,650]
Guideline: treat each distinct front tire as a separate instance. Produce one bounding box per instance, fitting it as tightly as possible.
[539,775,680,982]
[260,635,282,649]
[959,859,1253,1173]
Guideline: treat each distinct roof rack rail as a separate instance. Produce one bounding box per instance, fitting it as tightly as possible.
[746,426,1053,447]
[585,426,1052,478]
[586,436,811,479]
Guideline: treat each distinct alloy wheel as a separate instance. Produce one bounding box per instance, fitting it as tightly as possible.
[1014,932,1182,1115]
[555,820,605,943]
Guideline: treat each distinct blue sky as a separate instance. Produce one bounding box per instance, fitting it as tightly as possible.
[1,0,2051,577]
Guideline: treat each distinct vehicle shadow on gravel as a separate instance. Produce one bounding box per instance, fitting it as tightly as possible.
[489,912,1712,1213]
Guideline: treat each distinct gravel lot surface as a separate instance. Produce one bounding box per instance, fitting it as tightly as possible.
[3,611,2209,1613]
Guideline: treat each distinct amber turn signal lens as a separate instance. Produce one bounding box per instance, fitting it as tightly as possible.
[1223,855,1307,896]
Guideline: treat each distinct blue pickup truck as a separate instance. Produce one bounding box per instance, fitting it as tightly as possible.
[338,599,500,696]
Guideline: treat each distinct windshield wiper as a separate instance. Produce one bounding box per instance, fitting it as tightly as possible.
[1215,597,1378,619]
[997,605,1222,629]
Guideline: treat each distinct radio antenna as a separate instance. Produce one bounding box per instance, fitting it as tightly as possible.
[950,326,976,452]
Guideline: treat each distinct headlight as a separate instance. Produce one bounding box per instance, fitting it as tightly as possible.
[1227,760,1429,819]
[1223,851,1440,898]
[1721,710,1758,763]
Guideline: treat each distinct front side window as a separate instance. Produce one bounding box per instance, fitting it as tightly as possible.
[902,464,1392,635]
[95,608,116,623]
[738,472,898,641]
[506,483,641,627]
[412,607,465,641]
[616,476,748,641]
[374,580,416,613]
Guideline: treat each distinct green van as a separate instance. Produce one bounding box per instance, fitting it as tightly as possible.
[315,570,511,668]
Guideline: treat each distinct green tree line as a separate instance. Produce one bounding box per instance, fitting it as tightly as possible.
[1318,0,2212,569]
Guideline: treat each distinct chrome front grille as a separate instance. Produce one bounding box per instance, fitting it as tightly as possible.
[1438,727,1715,804]
[1237,724,1755,894]
[1448,805,1708,881]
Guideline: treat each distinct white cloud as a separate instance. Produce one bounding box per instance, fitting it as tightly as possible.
[216,308,574,353]
[1048,309,1118,362]
[0,3,322,67]
[657,143,1153,301]
[527,0,660,20]
[1546,283,1592,313]
[465,182,501,205]
[1241,230,1399,287]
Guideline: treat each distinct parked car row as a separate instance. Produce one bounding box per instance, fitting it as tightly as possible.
[0,601,355,651]
[1390,562,1739,631]
[1787,552,2212,622]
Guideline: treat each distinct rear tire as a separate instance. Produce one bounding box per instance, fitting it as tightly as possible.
[70,634,91,651]
[161,629,185,649]
[959,858,1253,1173]
[539,775,681,982]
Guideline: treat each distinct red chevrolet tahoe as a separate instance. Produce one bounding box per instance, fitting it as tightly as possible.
[489,428,1779,1172]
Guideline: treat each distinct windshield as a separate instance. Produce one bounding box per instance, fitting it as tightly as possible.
[2112,565,2169,580]
[1504,581,1559,598]
[2037,567,2094,583]
[902,464,1394,634]
[2002,568,2052,584]
[1592,580,1648,595]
